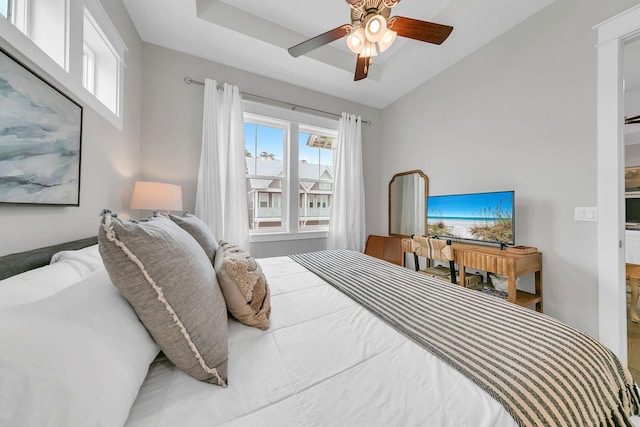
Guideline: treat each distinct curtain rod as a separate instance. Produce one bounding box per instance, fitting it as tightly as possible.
[184,77,371,125]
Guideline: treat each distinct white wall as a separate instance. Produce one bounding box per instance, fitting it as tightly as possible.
[139,43,383,257]
[0,0,143,256]
[626,144,640,167]
[380,0,639,337]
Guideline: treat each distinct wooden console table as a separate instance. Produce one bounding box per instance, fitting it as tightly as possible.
[452,242,543,312]
[626,264,640,323]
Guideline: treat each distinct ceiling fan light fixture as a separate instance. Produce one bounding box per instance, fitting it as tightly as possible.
[377,29,397,52]
[360,41,378,58]
[364,14,387,43]
[346,26,366,54]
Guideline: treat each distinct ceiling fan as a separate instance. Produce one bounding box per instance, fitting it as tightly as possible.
[287,0,453,81]
[627,115,640,125]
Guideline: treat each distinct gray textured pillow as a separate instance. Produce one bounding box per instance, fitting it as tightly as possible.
[98,212,228,386]
[214,241,271,330]
[168,212,218,262]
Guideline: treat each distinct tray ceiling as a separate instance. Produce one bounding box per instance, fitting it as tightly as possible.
[123,0,555,108]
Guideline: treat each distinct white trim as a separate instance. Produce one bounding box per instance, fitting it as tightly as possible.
[595,4,640,364]
[81,0,126,64]
[82,42,94,93]
[244,100,339,131]
[249,230,328,243]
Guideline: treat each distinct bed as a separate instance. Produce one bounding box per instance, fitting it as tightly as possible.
[1,228,639,427]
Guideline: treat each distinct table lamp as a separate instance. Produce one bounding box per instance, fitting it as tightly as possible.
[130,181,183,214]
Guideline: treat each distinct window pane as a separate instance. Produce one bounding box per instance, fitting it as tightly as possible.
[298,131,335,230]
[11,0,67,68]
[84,11,119,114]
[0,0,8,18]
[244,123,284,175]
[246,121,286,232]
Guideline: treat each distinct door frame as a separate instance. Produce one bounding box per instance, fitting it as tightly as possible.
[596,4,640,365]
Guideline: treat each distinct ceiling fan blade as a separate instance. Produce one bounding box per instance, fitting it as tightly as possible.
[288,25,351,57]
[390,16,453,45]
[354,55,368,81]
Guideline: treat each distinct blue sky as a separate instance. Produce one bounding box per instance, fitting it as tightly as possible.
[244,123,333,166]
[428,191,513,218]
[0,0,7,17]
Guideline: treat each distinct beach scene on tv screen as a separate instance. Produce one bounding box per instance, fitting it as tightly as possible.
[427,192,514,244]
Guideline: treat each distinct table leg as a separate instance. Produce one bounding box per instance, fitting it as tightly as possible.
[459,265,466,287]
[631,277,640,323]
[507,272,517,304]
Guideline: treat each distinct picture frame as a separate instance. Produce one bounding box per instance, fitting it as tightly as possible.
[0,46,83,206]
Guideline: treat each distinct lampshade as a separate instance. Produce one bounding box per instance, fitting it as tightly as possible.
[377,29,397,52]
[346,27,366,54]
[364,14,387,43]
[130,181,183,212]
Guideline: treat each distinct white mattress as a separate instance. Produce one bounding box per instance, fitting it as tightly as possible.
[125,256,520,427]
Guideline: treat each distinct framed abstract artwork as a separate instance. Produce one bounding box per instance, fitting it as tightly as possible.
[0,47,83,206]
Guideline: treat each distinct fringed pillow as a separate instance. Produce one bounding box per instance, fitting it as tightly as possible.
[214,241,271,330]
[98,211,228,386]
[167,212,218,262]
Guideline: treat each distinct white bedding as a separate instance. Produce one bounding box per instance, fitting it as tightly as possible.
[3,247,639,426]
[125,256,518,427]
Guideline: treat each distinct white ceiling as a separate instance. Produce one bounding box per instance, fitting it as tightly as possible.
[123,0,556,109]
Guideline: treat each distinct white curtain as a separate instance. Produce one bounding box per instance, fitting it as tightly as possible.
[327,113,366,251]
[195,79,249,251]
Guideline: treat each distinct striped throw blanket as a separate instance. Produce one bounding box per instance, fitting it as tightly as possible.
[290,250,640,427]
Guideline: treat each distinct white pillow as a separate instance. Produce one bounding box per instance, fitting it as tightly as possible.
[50,244,103,272]
[0,260,91,310]
[0,270,160,427]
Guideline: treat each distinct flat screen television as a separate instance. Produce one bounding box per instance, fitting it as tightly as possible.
[626,197,640,225]
[427,190,515,246]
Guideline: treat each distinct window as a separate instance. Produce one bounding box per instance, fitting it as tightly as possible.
[83,7,119,114]
[8,0,68,68]
[245,117,286,232]
[0,0,127,128]
[245,109,337,236]
[298,127,335,230]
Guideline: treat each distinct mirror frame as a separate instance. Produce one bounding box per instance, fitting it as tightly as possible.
[388,169,429,238]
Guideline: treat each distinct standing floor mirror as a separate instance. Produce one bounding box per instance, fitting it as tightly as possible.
[388,170,428,237]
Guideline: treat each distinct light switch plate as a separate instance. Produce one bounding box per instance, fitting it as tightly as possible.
[575,207,598,222]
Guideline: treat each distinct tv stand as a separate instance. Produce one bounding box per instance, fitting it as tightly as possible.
[452,242,543,312]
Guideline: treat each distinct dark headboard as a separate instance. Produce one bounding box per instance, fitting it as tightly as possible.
[0,237,98,280]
